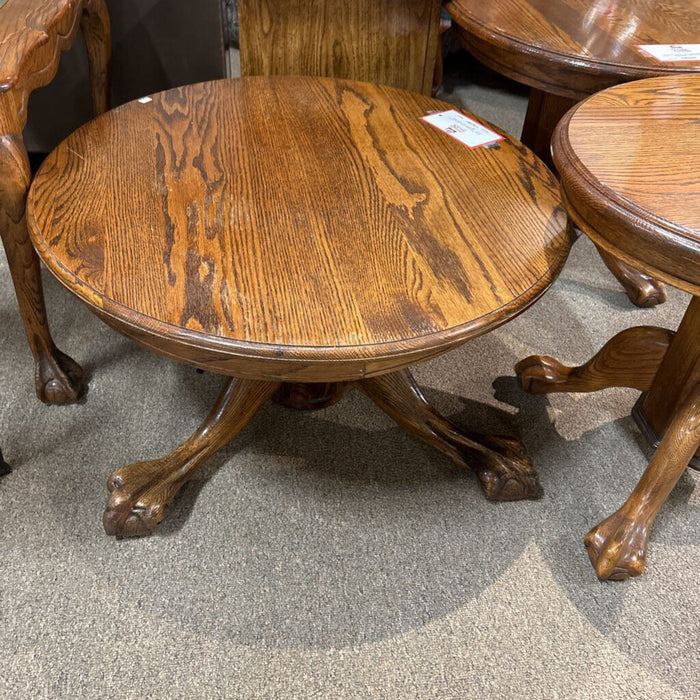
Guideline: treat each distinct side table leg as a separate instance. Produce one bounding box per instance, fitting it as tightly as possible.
[103,377,280,537]
[584,387,700,580]
[515,326,674,394]
[0,121,83,403]
[520,88,575,168]
[597,247,667,308]
[356,370,542,501]
[81,0,111,115]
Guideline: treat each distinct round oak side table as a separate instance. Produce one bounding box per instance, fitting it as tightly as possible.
[27,76,570,537]
[516,75,700,580]
[445,0,700,308]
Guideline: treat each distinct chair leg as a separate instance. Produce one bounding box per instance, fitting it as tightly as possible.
[81,0,111,115]
[0,115,83,403]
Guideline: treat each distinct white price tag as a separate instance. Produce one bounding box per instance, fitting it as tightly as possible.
[421,110,504,149]
[636,44,700,63]
[137,96,153,104]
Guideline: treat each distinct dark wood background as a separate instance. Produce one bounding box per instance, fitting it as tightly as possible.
[23,0,226,152]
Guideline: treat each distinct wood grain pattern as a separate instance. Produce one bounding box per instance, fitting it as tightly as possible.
[0,0,110,402]
[516,326,675,394]
[446,0,698,307]
[445,0,700,100]
[28,76,570,383]
[28,75,570,536]
[519,74,700,579]
[238,0,441,95]
[553,75,700,296]
[639,297,700,441]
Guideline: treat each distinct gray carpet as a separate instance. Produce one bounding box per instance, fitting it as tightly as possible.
[0,53,698,699]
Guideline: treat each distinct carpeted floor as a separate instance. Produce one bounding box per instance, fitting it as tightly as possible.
[0,52,698,699]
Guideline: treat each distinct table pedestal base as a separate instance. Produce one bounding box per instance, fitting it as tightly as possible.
[273,382,349,410]
[103,370,542,538]
[515,297,700,580]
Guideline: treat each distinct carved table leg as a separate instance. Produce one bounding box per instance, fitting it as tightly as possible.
[515,326,674,394]
[355,370,542,501]
[597,247,667,308]
[0,111,84,403]
[584,386,700,580]
[81,0,111,115]
[103,377,280,537]
[0,447,10,476]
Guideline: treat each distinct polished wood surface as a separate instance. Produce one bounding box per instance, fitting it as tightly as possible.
[238,0,441,95]
[517,75,700,580]
[446,0,700,307]
[27,76,570,536]
[553,75,700,296]
[0,0,110,402]
[445,0,700,100]
[28,76,570,383]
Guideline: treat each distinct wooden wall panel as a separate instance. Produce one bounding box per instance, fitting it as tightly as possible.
[238,0,441,94]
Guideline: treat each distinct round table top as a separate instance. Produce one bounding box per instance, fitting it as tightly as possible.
[552,74,700,296]
[28,76,569,381]
[446,0,700,99]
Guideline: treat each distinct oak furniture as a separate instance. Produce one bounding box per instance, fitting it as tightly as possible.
[27,75,570,537]
[0,0,110,404]
[516,75,700,580]
[238,0,442,95]
[445,0,700,308]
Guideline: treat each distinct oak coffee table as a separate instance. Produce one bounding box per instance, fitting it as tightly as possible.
[27,76,570,537]
[517,75,700,580]
[445,0,700,308]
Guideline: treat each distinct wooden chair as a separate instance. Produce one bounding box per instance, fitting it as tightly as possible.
[0,0,110,405]
[238,0,442,95]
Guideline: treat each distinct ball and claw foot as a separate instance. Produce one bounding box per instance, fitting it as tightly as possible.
[103,459,177,537]
[36,347,84,404]
[356,370,543,502]
[474,434,543,501]
[626,275,667,309]
[584,510,648,581]
[102,377,280,537]
[597,248,667,308]
[515,355,568,394]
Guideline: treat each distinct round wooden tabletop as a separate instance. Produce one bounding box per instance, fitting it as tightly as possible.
[445,0,700,99]
[552,74,700,296]
[28,76,569,381]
